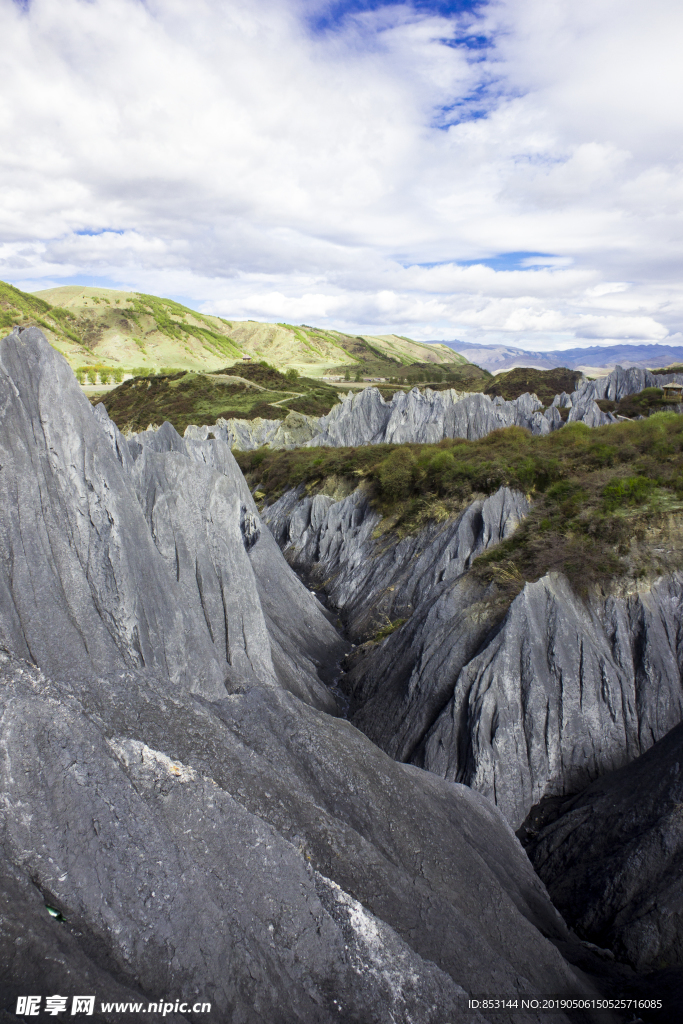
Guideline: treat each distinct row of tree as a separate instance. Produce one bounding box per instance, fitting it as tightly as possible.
[341,365,460,384]
[75,366,125,385]
[74,366,187,385]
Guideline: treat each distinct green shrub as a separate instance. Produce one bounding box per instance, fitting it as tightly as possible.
[601,476,655,512]
[372,618,407,642]
[425,450,456,491]
[378,449,417,501]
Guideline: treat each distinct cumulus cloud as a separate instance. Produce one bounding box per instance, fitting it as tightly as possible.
[1,0,683,349]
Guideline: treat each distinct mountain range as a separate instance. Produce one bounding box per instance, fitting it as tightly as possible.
[447,342,683,374]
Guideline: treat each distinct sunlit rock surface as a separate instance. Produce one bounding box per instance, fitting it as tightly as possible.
[0,328,608,1021]
[264,486,683,831]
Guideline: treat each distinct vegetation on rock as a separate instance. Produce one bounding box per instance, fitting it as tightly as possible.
[596,386,677,419]
[98,362,342,433]
[482,366,583,404]
[238,412,683,594]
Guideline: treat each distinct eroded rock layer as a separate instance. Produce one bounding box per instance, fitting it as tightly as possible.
[525,722,683,977]
[264,485,683,831]
[184,364,683,451]
[0,329,607,1020]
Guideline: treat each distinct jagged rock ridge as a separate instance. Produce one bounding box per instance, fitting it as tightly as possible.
[184,364,683,451]
[1,328,612,1020]
[263,484,683,832]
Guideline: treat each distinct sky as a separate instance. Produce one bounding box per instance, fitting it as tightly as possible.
[2,0,683,351]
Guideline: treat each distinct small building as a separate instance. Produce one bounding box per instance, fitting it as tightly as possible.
[242,354,252,361]
[662,382,683,400]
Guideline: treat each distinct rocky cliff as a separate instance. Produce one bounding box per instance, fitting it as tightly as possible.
[0,328,342,713]
[185,364,683,451]
[1,328,615,1021]
[525,721,683,981]
[263,484,683,833]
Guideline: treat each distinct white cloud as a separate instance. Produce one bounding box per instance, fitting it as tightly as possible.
[1,0,683,350]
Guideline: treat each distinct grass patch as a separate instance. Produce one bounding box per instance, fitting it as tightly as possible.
[370,618,407,643]
[596,387,675,419]
[98,362,342,434]
[237,412,683,593]
[483,367,583,405]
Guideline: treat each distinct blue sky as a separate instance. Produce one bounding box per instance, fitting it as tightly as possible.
[2,0,683,350]
[307,1,485,32]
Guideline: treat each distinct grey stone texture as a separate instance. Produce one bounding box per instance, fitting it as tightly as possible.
[419,572,683,828]
[0,328,609,1022]
[184,364,683,452]
[0,649,604,1022]
[264,486,683,832]
[525,721,683,975]
[0,326,342,713]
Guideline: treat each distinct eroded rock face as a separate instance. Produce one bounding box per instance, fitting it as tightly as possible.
[578,365,683,403]
[183,386,559,451]
[419,572,683,829]
[0,328,606,1022]
[264,485,683,832]
[183,365,683,452]
[185,409,320,451]
[0,650,601,1023]
[0,327,341,712]
[0,329,222,698]
[525,722,683,975]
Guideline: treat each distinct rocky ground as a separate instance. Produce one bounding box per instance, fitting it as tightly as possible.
[1,326,682,1022]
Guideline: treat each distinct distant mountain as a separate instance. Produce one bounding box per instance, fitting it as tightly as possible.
[1,281,466,376]
[440,342,683,374]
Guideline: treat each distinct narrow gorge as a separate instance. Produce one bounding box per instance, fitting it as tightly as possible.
[1,327,681,1023]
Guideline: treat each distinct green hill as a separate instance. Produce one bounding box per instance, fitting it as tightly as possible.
[98,362,343,434]
[1,280,468,377]
[483,367,583,405]
[378,361,491,389]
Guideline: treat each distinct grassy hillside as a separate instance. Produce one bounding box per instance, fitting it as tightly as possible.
[98,362,342,434]
[0,281,87,361]
[0,280,466,376]
[33,285,244,370]
[237,413,683,595]
[483,367,583,404]
[231,323,466,377]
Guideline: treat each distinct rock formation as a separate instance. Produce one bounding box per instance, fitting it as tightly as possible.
[184,364,683,452]
[264,486,683,832]
[418,572,683,829]
[525,721,683,980]
[2,328,617,1020]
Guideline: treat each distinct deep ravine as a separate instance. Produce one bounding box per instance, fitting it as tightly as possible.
[259,474,683,1010]
[1,327,628,1024]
